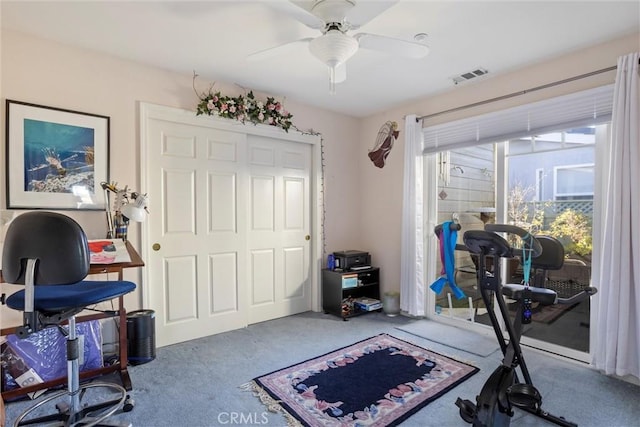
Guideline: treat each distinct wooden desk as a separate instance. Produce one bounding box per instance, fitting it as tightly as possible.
[1,241,144,401]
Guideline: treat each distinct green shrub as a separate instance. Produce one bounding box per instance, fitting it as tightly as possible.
[548,209,592,259]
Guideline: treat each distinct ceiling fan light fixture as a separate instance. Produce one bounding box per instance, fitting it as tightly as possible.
[309,29,358,93]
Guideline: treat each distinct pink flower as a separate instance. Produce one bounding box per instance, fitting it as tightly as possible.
[220,103,228,111]
[315,400,331,411]
[237,113,244,121]
[300,385,317,399]
[415,378,430,387]
[315,400,343,412]
[390,384,411,397]
[275,103,282,112]
[258,112,264,121]
[268,117,274,124]
[268,103,275,111]
[354,411,372,421]
[212,96,218,102]
[377,398,396,409]
[207,100,215,110]
[229,105,236,113]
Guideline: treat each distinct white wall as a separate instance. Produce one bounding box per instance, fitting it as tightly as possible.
[0,29,361,326]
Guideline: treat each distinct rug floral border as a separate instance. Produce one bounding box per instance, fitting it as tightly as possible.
[248,333,479,427]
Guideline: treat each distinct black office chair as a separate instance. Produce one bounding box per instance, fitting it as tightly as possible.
[529,235,565,287]
[2,211,136,426]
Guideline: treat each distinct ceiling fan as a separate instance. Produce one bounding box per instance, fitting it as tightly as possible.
[249,0,430,94]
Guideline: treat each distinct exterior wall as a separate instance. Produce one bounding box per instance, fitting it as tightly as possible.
[509,145,595,201]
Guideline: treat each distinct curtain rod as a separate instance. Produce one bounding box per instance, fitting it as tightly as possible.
[416,62,626,122]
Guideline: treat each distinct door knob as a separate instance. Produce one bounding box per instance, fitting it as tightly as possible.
[305,235,311,241]
[152,243,161,251]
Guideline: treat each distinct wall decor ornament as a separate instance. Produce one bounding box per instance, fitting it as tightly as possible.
[368,121,400,168]
[5,100,110,210]
[193,72,294,132]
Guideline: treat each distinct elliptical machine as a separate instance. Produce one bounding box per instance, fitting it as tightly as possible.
[455,224,597,427]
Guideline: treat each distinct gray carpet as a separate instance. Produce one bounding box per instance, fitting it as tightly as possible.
[396,320,500,357]
[4,311,640,427]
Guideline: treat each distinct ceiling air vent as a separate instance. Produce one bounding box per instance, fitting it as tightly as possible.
[452,67,489,85]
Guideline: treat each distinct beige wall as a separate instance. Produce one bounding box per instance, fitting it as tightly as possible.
[1,28,638,324]
[0,30,362,324]
[358,32,639,295]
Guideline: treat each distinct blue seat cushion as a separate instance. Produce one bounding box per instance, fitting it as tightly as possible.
[6,280,136,312]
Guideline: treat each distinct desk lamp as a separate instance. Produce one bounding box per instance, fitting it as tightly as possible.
[101,181,149,240]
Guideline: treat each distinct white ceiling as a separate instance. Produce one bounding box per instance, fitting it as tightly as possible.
[2,1,639,118]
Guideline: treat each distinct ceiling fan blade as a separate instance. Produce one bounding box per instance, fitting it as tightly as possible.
[269,1,325,30]
[355,33,430,59]
[346,0,399,29]
[247,37,313,62]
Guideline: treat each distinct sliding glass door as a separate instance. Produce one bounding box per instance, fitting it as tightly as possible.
[504,126,600,359]
[425,124,605,362]
[427,144,496,329]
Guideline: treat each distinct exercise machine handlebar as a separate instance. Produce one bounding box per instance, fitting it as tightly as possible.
[484,224,543,257]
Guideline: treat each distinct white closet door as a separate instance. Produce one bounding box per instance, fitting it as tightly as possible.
[146,119,249,347]
[246,135,312,324]
[142,107,316,348]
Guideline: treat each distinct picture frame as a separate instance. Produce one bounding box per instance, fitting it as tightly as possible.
[5,100,110,210]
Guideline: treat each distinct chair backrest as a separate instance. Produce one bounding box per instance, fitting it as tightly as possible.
[2,211,90,285]
[527,235,564,287]
[531,235,564,270]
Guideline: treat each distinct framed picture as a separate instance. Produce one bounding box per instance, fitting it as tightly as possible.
[5,100,110,210]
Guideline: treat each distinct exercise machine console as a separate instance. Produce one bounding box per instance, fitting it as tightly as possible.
[455,224,597,427]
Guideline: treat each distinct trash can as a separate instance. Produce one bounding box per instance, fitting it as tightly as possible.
[383,292,401,317]
[126,309,156,365]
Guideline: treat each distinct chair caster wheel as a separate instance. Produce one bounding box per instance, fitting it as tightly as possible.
[123,395,135,412]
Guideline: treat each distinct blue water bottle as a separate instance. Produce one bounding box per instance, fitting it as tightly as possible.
[327,254,335,270]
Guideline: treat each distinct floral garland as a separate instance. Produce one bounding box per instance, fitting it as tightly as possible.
[193,73,294,132]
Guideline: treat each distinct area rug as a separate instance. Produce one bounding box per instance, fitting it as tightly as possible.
[243,334,479,426]
[396,321,500,357]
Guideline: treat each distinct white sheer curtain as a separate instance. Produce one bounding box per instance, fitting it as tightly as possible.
[400,115,425,316]
[592,52,639,380]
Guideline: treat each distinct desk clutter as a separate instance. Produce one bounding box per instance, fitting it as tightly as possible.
[1,321,103,399]
[88,239,132,264]
[1,311,156,401]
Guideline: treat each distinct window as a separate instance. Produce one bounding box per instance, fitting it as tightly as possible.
[554,164,594,200]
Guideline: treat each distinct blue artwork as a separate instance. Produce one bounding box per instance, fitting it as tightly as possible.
[23,119,95,193]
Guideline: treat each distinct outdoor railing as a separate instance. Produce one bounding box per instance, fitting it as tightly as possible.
[527,200,593,217]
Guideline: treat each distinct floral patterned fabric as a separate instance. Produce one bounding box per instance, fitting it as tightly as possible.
[252,334,478,426]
